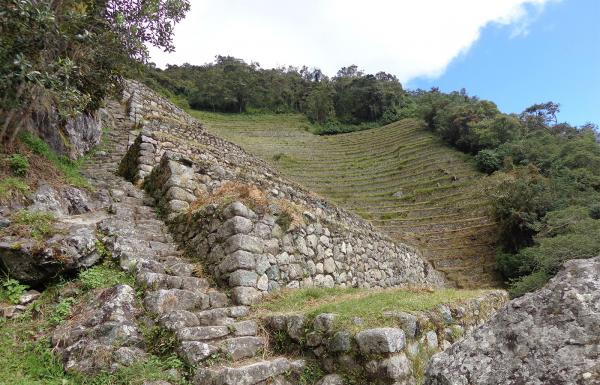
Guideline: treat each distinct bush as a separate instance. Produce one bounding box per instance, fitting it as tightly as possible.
[475,149,501,174]
[590,203,600,220]
[8,154,29,176]
[0,278,29,304]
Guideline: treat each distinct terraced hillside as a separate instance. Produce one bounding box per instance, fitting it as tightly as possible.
[191,111,501,288]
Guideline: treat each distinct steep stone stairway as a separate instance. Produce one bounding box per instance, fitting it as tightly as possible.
[82,101,303,385]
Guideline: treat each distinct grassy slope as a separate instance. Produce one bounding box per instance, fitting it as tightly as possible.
[253,287,488,331]
[190,111,501,288]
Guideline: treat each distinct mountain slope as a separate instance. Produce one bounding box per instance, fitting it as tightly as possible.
[192,111,501,288]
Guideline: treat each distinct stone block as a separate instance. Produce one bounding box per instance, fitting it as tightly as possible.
[225,234,264,254]
[355,328,405,354]
[229,270,258,287]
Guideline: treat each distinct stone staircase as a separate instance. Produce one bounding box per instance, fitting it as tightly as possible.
[82,100,304,385]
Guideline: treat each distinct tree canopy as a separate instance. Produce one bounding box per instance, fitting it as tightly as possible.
[0,0,190,143]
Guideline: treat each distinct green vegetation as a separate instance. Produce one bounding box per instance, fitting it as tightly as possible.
[141,59,404,129]
[0,177,29,202]
[3,210,57,240]
[0,263,184,385]
[0,278,29,304]
[78,263,134,291]
[8,154,29,176]
[195,111,498,287]
[411,90,600,295]
[1,0,190,144]
[254,287,486,331]
[20,132,89,188]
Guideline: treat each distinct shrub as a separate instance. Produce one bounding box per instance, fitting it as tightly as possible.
[0,278,29,304]
[8,154,29,176]
[590,203,600,220]
[475,149,501,174]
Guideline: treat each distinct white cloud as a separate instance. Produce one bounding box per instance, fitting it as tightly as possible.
[149,0,551,82]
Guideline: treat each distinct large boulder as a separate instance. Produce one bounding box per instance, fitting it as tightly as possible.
[52,284,146,374]
[0,223,100,285]
[425,256,600,385]
[37,109,103,160]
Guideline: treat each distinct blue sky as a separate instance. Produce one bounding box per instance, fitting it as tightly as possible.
[406,0,599,126]
[151,0,598,126]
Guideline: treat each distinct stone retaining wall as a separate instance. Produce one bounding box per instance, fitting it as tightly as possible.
[116,81,448,304]
[168,199,444,305]
[261,290,508,385]
[121,79,201,129]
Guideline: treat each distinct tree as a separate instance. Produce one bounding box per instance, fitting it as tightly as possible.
[305,83,334,124]
[0,0,190,144]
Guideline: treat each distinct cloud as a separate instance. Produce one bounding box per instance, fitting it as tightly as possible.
[149,0,551,82]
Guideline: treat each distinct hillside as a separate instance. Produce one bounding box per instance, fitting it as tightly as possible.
[191,111,501,288]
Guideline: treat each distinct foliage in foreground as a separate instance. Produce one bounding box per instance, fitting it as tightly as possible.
[0,0,190,143]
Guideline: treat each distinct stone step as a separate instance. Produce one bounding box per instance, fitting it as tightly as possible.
[195,306,250,326]
[137,271,210,292]
[178,336,265,367]
[144,288,210,314]
[176,320,259,342]
[192,357,305,385]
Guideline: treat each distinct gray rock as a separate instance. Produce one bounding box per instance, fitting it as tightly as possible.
[218,216,254,239]
[223,201,257,220]
[29,185,65,214]
[323,257,336,274]
[219,336,264,360]
[178,341,218,365]
[144,289,205,314]
[232,286,262,306]
[367,354,412,380]
[219,250,256,273]
[286,314,306,342]
[224,234,264,254]
[425,257,600,385]
[383,311,418,339]
[425,331,438,350]
[355,328,405,354]
[229,270,258,287]
[63,187,93,214]
[313,313,337,333]
[0,224,100,285]
[316,374,345,385]
[52,285,144,374]
[327,331,352,353]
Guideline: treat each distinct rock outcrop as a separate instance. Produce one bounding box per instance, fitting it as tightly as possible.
[52,284,146,373]
[424,256,600,385]
[0,222,101,285]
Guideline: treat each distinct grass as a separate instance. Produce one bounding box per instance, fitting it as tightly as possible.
[253,287,487,332]
[192,110,500,288]
[1,210,57,241]
[20,132,90,189]
[0,177,29,202]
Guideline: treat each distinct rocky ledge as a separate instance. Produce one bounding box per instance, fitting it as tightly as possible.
[424,256,600,385]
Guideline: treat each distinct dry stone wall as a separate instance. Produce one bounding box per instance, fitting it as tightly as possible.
[121,79,200,129]
[116,81,447,305]
[262,290,508,385]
